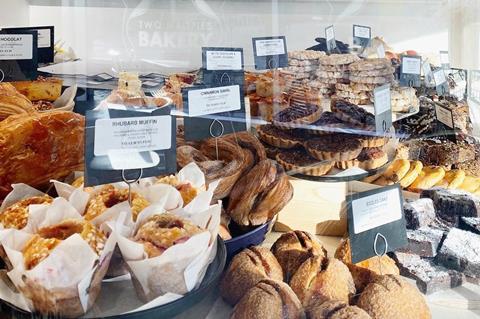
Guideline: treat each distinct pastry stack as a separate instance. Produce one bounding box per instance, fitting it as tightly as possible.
[283,50,326,82]
[311,53,360,98]
[334,58,395,105]
[257,99,390,176]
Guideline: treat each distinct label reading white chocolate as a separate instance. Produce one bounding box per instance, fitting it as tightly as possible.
[255,38,285,56]
[94,115,171,156]
[352,188,402,234]
[206,50,242,70]
[435,104,454,128]
[433,69,447,86]
[37,29,51,48]
[187,85,241,117]
[354,25,371,39]
[0,34,33,60]
[402,56,421,75]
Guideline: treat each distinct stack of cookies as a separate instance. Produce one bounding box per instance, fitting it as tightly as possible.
[311,53,360,98]
[283,50,325,82]
[334,58,395,105]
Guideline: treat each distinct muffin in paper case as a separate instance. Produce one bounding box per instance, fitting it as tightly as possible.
[0,198,115,317]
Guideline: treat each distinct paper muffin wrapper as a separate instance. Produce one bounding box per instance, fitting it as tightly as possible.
[0,198,116,317]
[115,179,220,302]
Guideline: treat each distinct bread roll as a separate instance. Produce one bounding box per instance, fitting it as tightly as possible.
[334,239,399,291]
[231,279,304,319]
[357,275,431,319]
[0,111,84,199]
[220,246,283,305]
[271,230,327,281]
[307,300,372,319]
[290,256,356,308]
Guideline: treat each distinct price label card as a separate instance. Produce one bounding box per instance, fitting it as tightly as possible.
[84,107,176,186]
[202,47,243,71]
[422,61,434,87]
[347,184,407,263]
[2,26,54,63]
[433,69,449,96]
[440,50,450,69]
[399,55,421,87]
[353,24,371,48]
[183,71,247,141]
[435,103,454,128]
[325,25,336,53]
[376,44,385,59]
[92,73,114,82]
[373,84,392,133]
[0,30,38,81]
[252,36,288,70]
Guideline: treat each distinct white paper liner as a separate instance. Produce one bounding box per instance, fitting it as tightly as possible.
[115,179,220,302]
[0,199,116,317]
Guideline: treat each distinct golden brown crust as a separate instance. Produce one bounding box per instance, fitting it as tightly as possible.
[0,111,84,199]
[23,235,61,270]
[224,131,267,164]
[84,185,149,222]
[290,257,356,308]
[0,195,52,229]
[334,239,399,292]
[276,150,334,177]
[357,275,431,319]
[257,125,304,149]
[231,279,304,319]
[134,213,203,258]
[304,136,363,162]
[271,230,327,281]
[307,300,372,319]
[273,105,323,129]
[220,246,283,305]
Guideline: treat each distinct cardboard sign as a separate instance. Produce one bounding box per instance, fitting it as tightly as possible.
[435,103,454,129]
[353,24,371,48]
[84,107,176,186]
[325,25,336,53]
[1,26,54,63]
[0,30,38,81]
[373,84,392,134]
[202,47,243,71]
[433,69,449,96]
[399,55,421,87]
[347,184,407,263]
[183,72,247,141]
[252,36,288,70]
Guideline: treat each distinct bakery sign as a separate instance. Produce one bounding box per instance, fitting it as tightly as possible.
[347,184,407,263]
[84,107,176,186]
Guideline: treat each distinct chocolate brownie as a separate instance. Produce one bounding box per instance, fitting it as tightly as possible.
[398,227,445,258]
[436,228,480,278]
[407,139,475,166]
[392,252,465,294]
[459,217,480,235]
[403,198,436,230]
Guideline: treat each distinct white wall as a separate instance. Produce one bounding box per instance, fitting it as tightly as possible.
[26,0,450,74]
[0,0,29,26]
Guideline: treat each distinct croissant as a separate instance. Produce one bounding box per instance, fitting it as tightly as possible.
[0,83,35,120]
[0,111,84,199]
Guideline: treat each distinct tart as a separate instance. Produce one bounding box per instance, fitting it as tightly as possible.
[276,149,334,176]
[306,111,351,135]
[336,147,388,170]
[331,99,375,128]
[305,134,363,161]
[257,124,306,149]
[356,134,388,148]
[272,104,322,128]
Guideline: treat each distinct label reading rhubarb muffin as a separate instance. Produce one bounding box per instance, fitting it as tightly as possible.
[347,184,407,263]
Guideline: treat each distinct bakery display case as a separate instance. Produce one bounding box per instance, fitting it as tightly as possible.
[0,0,480,318]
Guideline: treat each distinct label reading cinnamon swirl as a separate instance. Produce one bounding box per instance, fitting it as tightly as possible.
[187,85,241,117]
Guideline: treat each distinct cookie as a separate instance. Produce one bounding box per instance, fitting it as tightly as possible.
[349,74,395,84]
[319,53,360,66]
[349,58,392,71]
[350,66,395,77]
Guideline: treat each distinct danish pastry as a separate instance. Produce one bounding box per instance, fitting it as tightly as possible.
[0,195,52,229]
[133,213,203,258]
[156,175,199,206]
[84,185,150,221]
